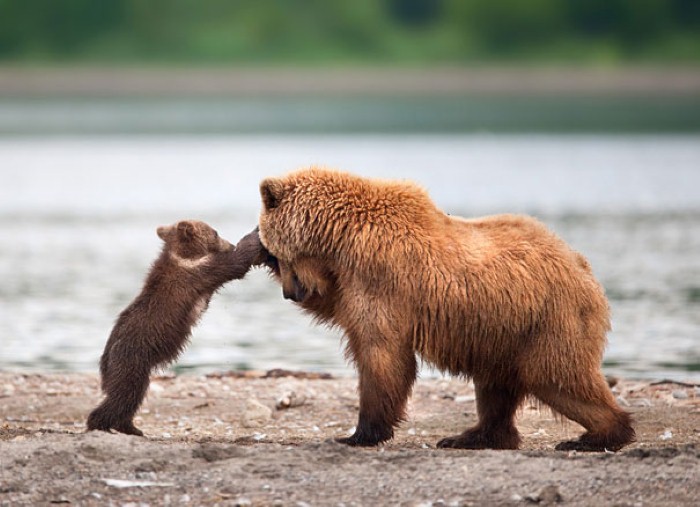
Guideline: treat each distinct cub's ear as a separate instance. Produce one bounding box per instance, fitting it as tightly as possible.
[156,225,171,241]
[176,221,195,242]
[260,178,285,210]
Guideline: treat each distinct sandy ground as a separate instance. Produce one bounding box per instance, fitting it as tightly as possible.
[1,371,699,506]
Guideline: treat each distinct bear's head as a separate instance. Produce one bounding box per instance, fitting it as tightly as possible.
[156,220,232,260]
[259,170,323,263]
[259,168,350,303]
[259,167,438,303]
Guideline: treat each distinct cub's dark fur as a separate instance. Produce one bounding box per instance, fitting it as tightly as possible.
[86,220,265,436]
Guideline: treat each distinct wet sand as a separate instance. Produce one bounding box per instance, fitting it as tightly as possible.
[1,371,699,506]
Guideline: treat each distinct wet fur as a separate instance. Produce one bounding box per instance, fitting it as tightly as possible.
[259,168,635,451]
[86,221,265,436]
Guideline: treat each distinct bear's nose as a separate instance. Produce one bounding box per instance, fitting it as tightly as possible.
[283,288,297,301]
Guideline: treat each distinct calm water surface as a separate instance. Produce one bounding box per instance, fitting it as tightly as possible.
[1,135,699,379]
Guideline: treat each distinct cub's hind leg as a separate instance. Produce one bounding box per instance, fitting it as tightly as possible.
[438,380,524,450]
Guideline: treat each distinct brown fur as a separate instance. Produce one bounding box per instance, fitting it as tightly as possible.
[87,221,265,436]
[259,168,635,451]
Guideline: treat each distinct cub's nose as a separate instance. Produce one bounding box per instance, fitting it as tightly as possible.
[283,287,297,301]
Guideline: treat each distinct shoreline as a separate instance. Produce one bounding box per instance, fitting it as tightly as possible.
[1,66,699,98]
[1,371,699,505]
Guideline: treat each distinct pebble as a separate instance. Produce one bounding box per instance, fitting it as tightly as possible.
[454,395,476,403]
[659,430,673,440]
[275,391,307,410]
[242,398,273,428]
[537,485,563,504]
[149,383,165,393]
[672,390,688,400]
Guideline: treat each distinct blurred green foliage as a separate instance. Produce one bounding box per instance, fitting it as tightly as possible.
[0,0,698,64]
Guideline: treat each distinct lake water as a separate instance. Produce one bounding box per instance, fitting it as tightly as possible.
[1,135,699,380]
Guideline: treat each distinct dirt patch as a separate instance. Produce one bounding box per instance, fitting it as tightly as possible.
[1,372,699,505]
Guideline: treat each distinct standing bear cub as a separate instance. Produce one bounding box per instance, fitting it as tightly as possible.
[258,168,635,452]
[87,220,265,436]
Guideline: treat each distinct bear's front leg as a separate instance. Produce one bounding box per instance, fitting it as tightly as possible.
[337,336,417,447]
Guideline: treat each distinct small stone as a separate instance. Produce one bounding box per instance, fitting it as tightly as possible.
[538,485,563,504]
[242,398,272,428]
[149,382,165,393]
[454,395,476,403]
[672,390,688,400]
[659,430,673,440]
[275,391,307,410]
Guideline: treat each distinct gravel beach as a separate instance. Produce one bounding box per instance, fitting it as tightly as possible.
[1,371,699,506]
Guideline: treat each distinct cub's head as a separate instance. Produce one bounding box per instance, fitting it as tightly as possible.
[156,220,232,260]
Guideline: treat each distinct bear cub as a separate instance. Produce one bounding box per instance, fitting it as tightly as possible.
[87,220,265,436]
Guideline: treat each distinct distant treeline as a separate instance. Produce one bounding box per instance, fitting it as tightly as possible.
[1,0,699,64]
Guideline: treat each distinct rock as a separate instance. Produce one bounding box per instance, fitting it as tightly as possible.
[538,485,563,504]
[242,398,272,428]
[659,430,673,440]
[672,390,688,400]
[524,485,563,504]
[275,391,307,410]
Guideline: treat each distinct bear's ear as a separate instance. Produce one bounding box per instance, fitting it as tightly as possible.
[156,225,171,241]
[260,178,285,210]
[176,221,195,242]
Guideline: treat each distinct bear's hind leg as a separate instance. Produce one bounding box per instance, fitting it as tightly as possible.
[86,399,144,436]
[534,376,635,452]
[87,358,150,436]
[437,381,523,450]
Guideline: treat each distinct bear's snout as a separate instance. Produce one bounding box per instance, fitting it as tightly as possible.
[283,274,308,302]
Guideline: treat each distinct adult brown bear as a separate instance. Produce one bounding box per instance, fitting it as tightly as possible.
[258,168,634,451]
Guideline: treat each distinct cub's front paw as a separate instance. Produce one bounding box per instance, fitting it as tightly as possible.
[236,228,268,266]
